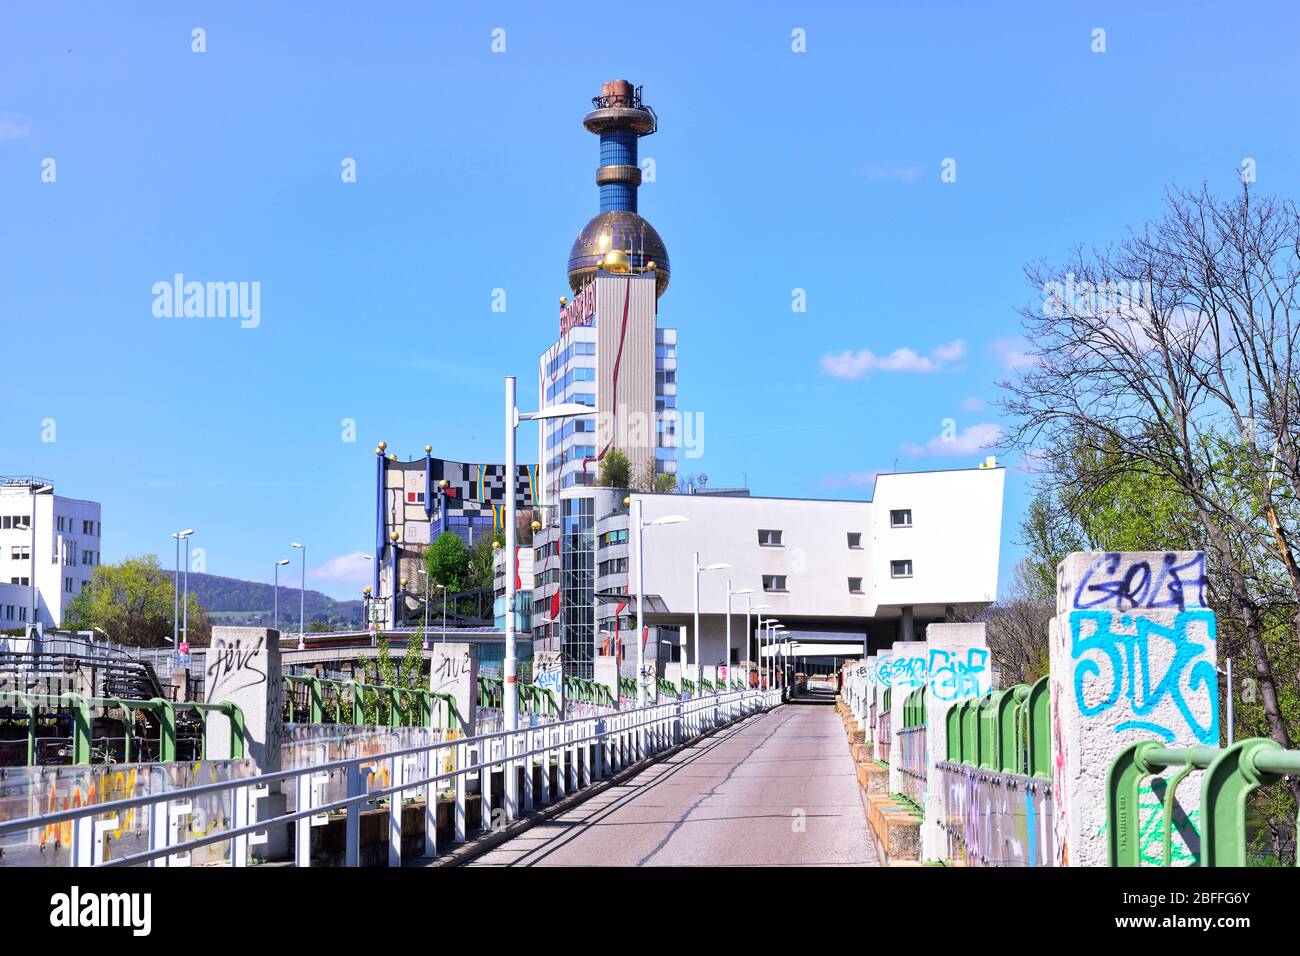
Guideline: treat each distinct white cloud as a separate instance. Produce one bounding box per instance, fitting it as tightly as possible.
[0,116,31,141]
[820,339,966,379]
[309,551,373,587]
[990,337,1037,371]
[901,422,1004,458]
[961,396,985,412]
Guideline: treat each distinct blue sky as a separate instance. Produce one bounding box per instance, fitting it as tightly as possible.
[3,1,1297,599]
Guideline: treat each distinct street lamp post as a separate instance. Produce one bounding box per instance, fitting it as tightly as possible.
[725,581,753,691]
[292,542,306,650]
[770,622,786,691]
[692,552,730,697]
[274,559,290,633]
[170,529,194,648]
[746,600,770,688]
[626,496,688,706]
[421,568,430,649]
[503,375,594,731]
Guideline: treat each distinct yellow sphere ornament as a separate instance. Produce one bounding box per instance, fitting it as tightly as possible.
[601,249,631,274]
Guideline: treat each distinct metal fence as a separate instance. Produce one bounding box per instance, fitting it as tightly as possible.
[0,688,779,867]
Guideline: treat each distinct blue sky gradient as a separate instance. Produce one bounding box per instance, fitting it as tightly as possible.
[3,2,1297,598]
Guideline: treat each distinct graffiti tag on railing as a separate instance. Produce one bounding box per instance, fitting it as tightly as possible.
[927,647,989,702]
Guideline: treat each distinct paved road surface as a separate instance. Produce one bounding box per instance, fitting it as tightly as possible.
[467,695,878,866]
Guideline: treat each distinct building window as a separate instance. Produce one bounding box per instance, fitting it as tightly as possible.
[757,529,783,547]
[64,577,74,593]
[10,545,30,560]
[890,509,913,528]
[10,577,29,586]
[762,574,787,592]
[848,577,864,593]
[847,532,862,549]
[890,560,913,579]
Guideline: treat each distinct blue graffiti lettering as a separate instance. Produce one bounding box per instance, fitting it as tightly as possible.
[928,647,990,702]
[878,655,927,689]
[1070,608,1219,745]
[1073,552,1206,611]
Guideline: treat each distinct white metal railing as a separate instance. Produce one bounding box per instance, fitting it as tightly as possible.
[0,688,780,868]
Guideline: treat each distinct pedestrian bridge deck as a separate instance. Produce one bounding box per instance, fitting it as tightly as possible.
[468,694,878,866]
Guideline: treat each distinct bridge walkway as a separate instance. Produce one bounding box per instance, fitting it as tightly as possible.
[467,692,878,867]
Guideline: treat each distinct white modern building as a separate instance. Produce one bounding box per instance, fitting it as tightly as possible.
[532,463,1005,680]
[0,476,103,633]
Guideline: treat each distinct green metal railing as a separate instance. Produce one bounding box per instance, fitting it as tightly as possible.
[1106,738,1300,867]
[701,678,715,692]
[0,691,244,765]
[285,674,456,730]
[943,675,1049,778]
[562,675,617,707]
[517,681,561,717]
[618,676,637,698]
[658,678,679,698]
[903,685,927,728]
[681,678,695,696]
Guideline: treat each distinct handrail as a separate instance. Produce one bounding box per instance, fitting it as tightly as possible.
[0,687,781,868]
[1106,737,1300,866]
[0,691,243,764]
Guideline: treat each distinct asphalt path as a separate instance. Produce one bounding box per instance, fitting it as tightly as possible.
[467,694,878,866]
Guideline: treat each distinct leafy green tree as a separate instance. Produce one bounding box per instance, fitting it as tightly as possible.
[466,536,497,592]
[424,532,468,592]
[64,554,204,647]
[597,449,631,488]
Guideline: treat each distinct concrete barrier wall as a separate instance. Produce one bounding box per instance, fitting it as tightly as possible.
[920,623,991,861]
[1049,551,1219,867]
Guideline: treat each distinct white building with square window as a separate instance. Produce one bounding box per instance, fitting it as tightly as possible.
[0,477,102,633]
[540,463,1005,676]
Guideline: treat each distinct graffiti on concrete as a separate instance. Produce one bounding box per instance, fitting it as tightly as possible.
[206,634,267,700]
[878,656,927,690]
[1071,552,1206,612]
[1070,608,1219,745]
[927,647,989,702]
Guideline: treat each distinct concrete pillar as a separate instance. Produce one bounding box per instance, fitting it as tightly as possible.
[920,623,991,861]
[870,651,892,759]
[204,627,286,861]
[534,649,563,712]
[899,606,915,642]
[884,641,928,794]
[594,654,619,704]
[1050,551,1218,867]
[430,642,479,736]
[204,627,282,771]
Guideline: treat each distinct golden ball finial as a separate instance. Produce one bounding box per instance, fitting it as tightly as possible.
[390,530,400,542]
[559,296,568,306]
[378,441,387,451]
[438,478,449,489]
[601,249,631,274]
[375,446,384,456]
[646,261,657,271]
[388,453,397,461]
[623,496,631,508]
[531,520,541,532]
[492,540,502,551]
[424,444,432,454]
[400,577,408,587]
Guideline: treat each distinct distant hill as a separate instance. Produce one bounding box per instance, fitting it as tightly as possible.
[182,571,363,629]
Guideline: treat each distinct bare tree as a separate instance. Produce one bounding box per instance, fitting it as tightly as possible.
[1001,183,1300,787]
